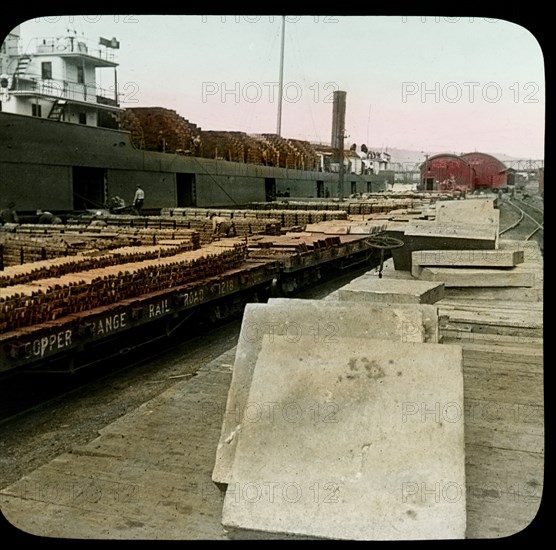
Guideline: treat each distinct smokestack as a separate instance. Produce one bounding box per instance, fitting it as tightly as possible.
[331,91,347,200]
[331,91,346,149]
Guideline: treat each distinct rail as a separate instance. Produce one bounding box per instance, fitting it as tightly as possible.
[498,198,543,241]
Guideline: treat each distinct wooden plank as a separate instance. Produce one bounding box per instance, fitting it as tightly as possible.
[465,444,543,538]
[463,366,544,404]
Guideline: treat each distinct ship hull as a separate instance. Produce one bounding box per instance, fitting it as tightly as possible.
[0,113,391,212]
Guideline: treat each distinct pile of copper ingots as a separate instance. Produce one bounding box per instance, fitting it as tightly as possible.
[0,226,201,267]
[0,241,248,332]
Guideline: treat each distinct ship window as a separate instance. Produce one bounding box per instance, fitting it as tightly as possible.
[41,62,52,80]
[77,66,84,84]
[32,104,42,117]
[78,112,87,124]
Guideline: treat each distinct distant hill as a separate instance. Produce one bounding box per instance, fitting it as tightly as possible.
[309,142,532,166]
[367,148,528,166]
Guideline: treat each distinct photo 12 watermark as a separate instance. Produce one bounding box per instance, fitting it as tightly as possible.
[201,81,340,104]
[401,16,499,24]
[401,82,540,104]
[33,15,140,24]
[0,479,139,505]
[402,480,464,504]
[240,320,339,344]
[401,400,542,425]
[199,399,340,425]
[199,16,339,24]
[202,480,341,504]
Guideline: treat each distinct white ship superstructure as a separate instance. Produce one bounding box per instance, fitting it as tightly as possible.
[0,25,121,127]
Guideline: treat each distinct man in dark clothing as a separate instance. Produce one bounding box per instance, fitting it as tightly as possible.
[0,202,19,225]
[37,210,63,224]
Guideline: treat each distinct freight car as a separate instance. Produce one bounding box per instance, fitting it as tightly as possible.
[0,232,382,376]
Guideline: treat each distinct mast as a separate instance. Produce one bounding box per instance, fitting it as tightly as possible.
[276,16,285,136]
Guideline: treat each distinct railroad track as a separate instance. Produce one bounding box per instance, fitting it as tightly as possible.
[499,196,544,246]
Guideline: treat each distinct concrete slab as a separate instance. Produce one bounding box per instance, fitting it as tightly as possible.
[212,300,441,485]
[338,278,445,304]
[389,224,497,271]
[411,249,524,278]
[304,223,350,234]
[435,200,499,228]
[348,223,387,235]
[415,266,535,288]
[222,337,466,540]
[404,222,498,241]
[497,240,544,263]
[265,298,440,343]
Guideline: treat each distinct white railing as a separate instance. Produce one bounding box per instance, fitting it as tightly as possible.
[31,36,117,63]
[12,77,119,105]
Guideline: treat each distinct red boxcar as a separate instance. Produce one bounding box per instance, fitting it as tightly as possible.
[460,152,507,189]
[420,154,474,192]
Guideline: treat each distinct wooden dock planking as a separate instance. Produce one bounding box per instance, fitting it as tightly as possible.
[379,241,544,538]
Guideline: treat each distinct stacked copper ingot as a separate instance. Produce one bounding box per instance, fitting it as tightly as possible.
[0,241,248,333]
[0,226,201,268]
[163,208,348,225]
[245,199,423,215]
[247,234,343,259]
[121,107,319,169]
[0,234,73,267]
[70,214,283,239]
[0,241,200,288]
[346,199,418,215]
[22,223,202,246]
[120,107,202,153]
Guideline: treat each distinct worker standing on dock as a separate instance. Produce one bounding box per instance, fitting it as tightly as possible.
[0,202,19,225]
[133,185,145,216]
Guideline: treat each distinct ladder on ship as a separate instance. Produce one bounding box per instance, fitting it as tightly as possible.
[9,55,31,89]
[48,99,67,121]
[14,55,31,78]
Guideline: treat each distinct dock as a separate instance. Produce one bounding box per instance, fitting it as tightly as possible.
[0,196,544,539]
